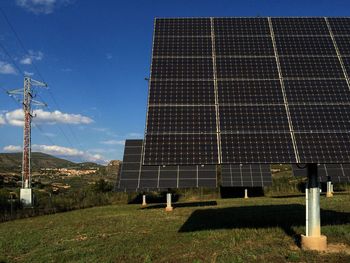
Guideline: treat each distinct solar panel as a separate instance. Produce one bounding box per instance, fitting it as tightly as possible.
[275,36,336,56]
[116,140,218,191]
[328,18,350,35]
[214,18,271,36]
[215,36,274,56]
[149,80,215,104]
[272,18,329,35]
[221,164,272,187]
[292,164,350,183]
[144,17,350,165]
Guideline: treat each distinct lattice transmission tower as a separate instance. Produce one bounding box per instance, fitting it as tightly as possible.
[7,76,47,206]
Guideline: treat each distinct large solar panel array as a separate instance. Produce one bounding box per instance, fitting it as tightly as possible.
[116,140,217,191]
[144,17,350,165]
[221,164,272,187]
[292,164,350,183]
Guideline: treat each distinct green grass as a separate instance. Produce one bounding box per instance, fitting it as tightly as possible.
[0,195,349,263]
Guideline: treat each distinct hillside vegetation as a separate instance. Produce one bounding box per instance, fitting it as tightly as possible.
[0,195,349,262]
[0,152,101,171]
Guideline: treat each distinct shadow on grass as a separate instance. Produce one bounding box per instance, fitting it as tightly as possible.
[128,192,180,205]
[141,201,217,210]
[178,204,350,247]
[220,187,265,198]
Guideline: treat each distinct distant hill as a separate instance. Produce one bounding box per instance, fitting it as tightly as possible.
[0,152,101,171]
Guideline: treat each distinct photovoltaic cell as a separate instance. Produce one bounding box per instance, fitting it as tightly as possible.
[334,36,350,55]
[219,105,290,132]
[144,134,218,165]
[218,80,284,104]
[148,80,215,105]
[295,133,350,163]
[116,140,218,192]
[153,36,212,57]
[289,105,350,131]
[221,164,272,187]
[154,18,211,36]
[279,57,344,78]
[216,57,279,79]
[214,18,271,36]
[328,18,350,35]
[275,36,336,56]
[284,80,350,104]
[144,17,350,165]
[151,57,214,79]
[215,36,274,56]
[221,133,296,163]
[146,106,217,133]
[272,18,329,35]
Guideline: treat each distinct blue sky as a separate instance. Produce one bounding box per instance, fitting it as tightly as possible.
[0,0,349,164]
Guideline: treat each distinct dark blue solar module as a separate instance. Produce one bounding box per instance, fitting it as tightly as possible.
[116,140,218,192]
[221,164,272,187]
[144,17,350,165]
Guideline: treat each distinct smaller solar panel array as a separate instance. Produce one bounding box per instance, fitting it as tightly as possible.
[221,164,272,187]
[292,164,350,183]
[117,140,217,192]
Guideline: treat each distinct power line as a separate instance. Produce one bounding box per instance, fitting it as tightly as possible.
[0,6,85,162]
[0,41,24,76]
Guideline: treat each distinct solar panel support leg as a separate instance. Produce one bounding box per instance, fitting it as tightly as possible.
[244,188,248,199]
[142,194,147,207]
[301,164,327,251]
[326,178,333,198]
[165,193,173,212]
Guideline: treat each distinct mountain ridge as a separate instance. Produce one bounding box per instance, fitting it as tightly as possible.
[0,152,102,171]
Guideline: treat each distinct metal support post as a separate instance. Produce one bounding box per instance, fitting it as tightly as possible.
[244,188,248,199]
[301,164,327,251]
[165,193,173,212]
[142,194,147,207]
[326,176,333,197]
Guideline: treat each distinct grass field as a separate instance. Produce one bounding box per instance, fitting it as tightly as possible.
[0,194,349,263]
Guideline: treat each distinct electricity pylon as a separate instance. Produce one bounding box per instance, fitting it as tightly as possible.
[7,76,47,206]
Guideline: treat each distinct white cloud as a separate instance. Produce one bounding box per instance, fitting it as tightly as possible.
[3,144,107,164]
[20,50,44,65]
[3,145,22,152]
[0,61,17,75]
[20,57,32,65]
[4,108,94,126]
[24,71,34,76]
[100,140,125,146]
[16,0,72,15]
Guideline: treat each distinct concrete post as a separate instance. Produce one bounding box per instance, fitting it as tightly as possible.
[141,194,147,207]
[326,177,333,197]
[301,164,327,251]
[165,193,173,212]
[244,188,248,199]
